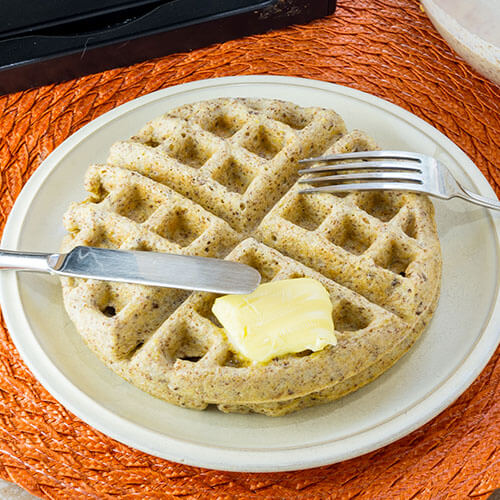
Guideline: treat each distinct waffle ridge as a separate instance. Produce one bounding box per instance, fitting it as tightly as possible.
[61,98,441,416]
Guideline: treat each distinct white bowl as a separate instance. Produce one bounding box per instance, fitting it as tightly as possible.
[423,0,500,85]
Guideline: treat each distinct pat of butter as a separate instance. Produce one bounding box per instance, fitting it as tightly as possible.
[212,278,336,363]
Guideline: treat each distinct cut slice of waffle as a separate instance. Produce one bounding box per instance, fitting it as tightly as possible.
[61,98,441,416]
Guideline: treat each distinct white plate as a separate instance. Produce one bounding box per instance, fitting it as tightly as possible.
[1,76,499,473]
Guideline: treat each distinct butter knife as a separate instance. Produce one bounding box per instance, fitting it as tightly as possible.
[0,246,261,294]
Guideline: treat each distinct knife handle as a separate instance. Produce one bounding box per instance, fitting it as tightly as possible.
[0,249,50,272]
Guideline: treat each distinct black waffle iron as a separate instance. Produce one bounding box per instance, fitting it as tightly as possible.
[0,0,336,94]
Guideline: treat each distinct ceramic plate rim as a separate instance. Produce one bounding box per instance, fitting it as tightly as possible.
[1,75,499,472]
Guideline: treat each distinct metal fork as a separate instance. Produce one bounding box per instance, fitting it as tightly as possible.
[298,151,500,211]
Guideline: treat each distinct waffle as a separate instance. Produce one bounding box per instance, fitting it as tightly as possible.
[61,98,441,416]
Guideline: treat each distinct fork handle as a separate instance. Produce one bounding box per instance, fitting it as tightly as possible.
[457,188,500,211]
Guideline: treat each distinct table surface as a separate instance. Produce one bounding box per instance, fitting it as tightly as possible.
[0,0,499,498]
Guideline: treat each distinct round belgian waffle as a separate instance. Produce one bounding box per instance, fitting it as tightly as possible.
[60,97,441,416]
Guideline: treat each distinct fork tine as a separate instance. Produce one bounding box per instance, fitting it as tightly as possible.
[299,182,428,194]
[298,160,422,174]
[299,150,424,163]
[298,172,423,184]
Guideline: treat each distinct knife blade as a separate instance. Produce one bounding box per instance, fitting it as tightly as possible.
[0,246,261,295]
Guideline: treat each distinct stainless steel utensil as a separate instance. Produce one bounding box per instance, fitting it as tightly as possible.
[0,246,261,295]
[298,150,500,210]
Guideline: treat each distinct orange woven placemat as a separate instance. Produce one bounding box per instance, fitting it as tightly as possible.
[0,0,499,498]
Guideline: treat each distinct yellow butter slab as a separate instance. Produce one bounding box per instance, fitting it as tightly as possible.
[212,278,336,363]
